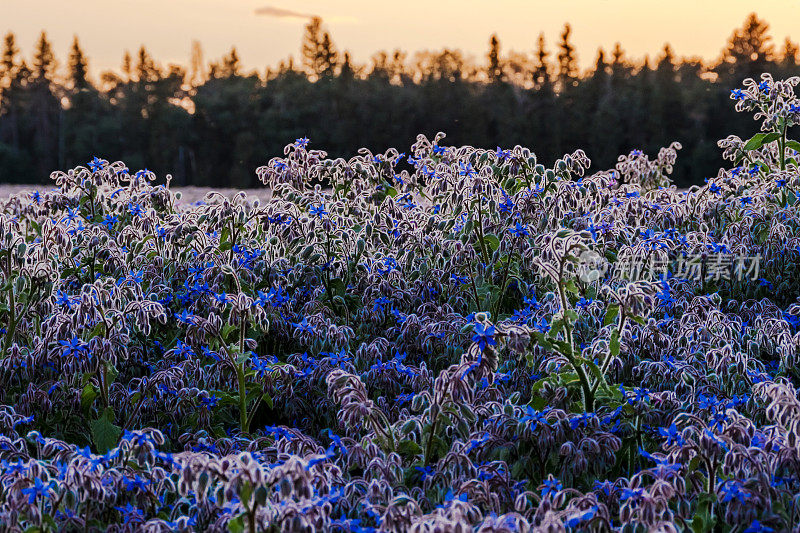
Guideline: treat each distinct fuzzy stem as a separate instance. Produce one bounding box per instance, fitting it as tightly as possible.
[1,250,16,360]
[474,205,490,265]
[237,363,248,434]
[780,119,788,171]
[424,406,440,465]
[556,255,594,412]
[591,310,627,395]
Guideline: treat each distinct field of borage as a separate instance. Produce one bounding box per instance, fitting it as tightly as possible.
[0,73,799,532]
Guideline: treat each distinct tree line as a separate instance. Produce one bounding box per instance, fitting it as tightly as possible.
[0,13,797,187]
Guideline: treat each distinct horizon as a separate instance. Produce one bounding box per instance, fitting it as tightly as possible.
[3,1,799,79]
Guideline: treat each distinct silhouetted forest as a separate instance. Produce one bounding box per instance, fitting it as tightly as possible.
[0,13,798,187]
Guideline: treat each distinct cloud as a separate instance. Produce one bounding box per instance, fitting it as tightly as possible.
[254,5,359,24]
[254,6,315,20]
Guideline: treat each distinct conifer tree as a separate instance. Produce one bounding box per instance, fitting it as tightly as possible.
[31,31,56,81]
[68,37,89,89]
[302,17,339,79]
[487,34,502,83]
[716,13,774,81]
[1,33,19,84]
[533,33,550,90]
[221,47,241,78]
[557,23,578,91]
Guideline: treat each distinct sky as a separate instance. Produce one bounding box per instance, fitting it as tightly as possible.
[3,0,799,77]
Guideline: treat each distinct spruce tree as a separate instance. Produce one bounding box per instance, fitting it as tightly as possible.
[222,47,241,78]
[533,33,550,90]
[32,31,56,81]
[716,13,774,82]
[1,33,19,84]
[557,23,578,92]
[68,37,89,89]
[301,17,338,79]
[487,34,502,83]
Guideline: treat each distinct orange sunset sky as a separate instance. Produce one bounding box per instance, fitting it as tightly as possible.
[3,0,799,75]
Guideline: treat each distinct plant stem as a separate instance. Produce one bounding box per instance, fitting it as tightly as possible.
[591,311,627,395]
[237,363,248,434]
[100,363,109,409]
[246,393,264,431]
[469,276,482,310]
[215,329,250,435]
[780,119,788,171]
[248,506,257,533]
[1,250,16,359]
[474,205,490,265]
[492,248,514,320]
[556,255,594,412]
[424,406,439,465]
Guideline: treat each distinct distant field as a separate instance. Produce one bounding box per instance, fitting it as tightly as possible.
[0,184,273,204]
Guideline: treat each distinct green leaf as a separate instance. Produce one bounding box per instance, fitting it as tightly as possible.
[106,364,119,384]
[213,391,239,406]
[332,295,347,310]
[692,492,718,532]
[564,279,579,295]
[530,331,553,355]
[261,392,273,409]
[328,278,346,298]
[529,394,547,411]
[742,132,781,151]
[91,407,121,454]
[81,383,98,411]
[222,323,238,340]
[235,350,250,365]
[484,234,500,252]
[585,285,597,300]
[553,339,573,355]
[41,515,57,531]
[610,329,620,358]
[785,140,800,153]
[227,515,245,533]
[431,434,448,457]
[548,317,566,337]
[239,481,253,506]
[603,304,619,326]
[398,439,423,457]
[757,224,769,244]
[510,458,529,478]
[688,515,705,533]
[564,309,579,323]
[583,358,608,390]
